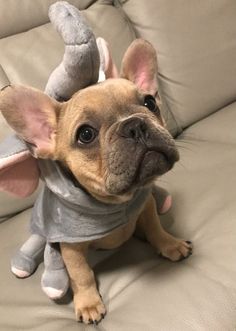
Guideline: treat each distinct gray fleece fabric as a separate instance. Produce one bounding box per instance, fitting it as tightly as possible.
[45,1,100,101]
[31,159,151,243]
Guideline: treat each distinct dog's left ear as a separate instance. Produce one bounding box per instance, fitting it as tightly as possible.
[0,85,62,159]
[120,39,158,96]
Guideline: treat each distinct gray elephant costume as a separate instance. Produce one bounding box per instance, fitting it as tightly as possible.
[32,159,151,243]
[0,1,172,300]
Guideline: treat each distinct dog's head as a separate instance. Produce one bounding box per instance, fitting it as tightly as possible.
[0,40,179,203]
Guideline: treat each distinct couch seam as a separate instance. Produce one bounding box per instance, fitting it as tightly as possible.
[177,134,236,147]
[112,0,137,40]
[0,22,53,85]
[0,64,10,86]
[182,98,236,131]
[0,21,52,40]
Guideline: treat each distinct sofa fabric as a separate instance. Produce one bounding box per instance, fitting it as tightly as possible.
[0,0,236,330]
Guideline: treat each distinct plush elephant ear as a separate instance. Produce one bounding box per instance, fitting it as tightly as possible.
[0,134,39,197]
[96,37,119,81]
[45,1,100,101]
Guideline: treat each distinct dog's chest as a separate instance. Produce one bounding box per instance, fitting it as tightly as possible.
[91,213,140,250]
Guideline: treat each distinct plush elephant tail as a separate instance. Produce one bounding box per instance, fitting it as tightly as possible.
[45,1,100,101]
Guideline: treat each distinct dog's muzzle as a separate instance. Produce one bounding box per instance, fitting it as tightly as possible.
[117,116,179,166]
[104,115,179,195]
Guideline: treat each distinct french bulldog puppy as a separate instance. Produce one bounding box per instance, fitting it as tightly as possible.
[0,39,192,324]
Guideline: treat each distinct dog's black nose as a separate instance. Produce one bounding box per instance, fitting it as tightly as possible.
[118,117,148,141]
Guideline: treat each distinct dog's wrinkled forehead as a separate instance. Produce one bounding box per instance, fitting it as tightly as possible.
[63,78,145,128]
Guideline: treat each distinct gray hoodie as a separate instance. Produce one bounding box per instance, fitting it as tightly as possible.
[31,159,151,243]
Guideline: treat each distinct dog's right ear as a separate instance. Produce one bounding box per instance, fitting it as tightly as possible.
[0,85,62,159]
[120,39,158,96]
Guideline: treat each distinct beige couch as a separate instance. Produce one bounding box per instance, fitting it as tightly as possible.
[1,1,236,330]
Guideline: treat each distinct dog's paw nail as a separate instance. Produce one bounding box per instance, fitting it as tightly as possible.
[101,313,105,319]
[178,255,185,261]
[77,316,83,323]
[185,240,192,245]
[93,320,99,325]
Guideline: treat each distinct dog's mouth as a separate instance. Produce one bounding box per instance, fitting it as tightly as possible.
[105,147,179,196]
[137,150,171,180]
[130,148,178,187]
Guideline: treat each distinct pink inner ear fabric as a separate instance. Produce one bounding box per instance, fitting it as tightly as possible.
[97,38,119,79]
[106,55,119,79]
[0,151,29,170]
[0,152,39,198]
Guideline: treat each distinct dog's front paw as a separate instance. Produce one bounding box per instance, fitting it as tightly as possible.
[158,234,193,262]
[74,288,106,325]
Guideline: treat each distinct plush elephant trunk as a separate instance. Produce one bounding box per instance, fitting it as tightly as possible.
[45,1,100,101]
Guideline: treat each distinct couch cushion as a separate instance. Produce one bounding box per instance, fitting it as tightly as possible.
[1,138,236,330]
[180,101,236,144]
[0,24,64,91]
[121,0,236,132]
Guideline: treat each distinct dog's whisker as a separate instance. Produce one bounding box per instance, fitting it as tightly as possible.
[156,178,169,185]
[177,161,188,171]
[176,139,197,147]
[176,145,193,153]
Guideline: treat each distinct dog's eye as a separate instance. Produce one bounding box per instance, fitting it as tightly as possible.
[76,125,97,144]
[144,95,160,114]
